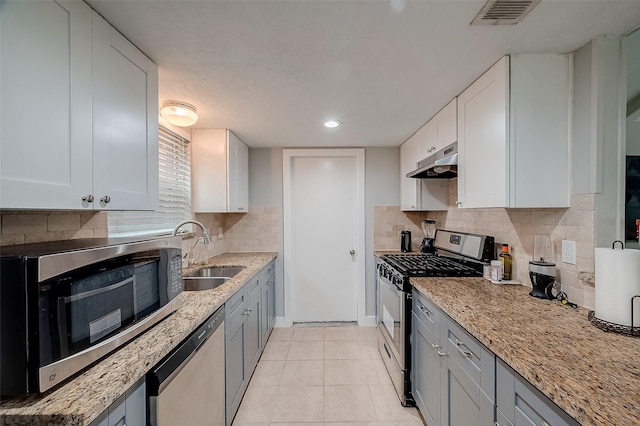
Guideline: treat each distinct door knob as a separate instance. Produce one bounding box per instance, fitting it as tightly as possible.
[350,250,355,255]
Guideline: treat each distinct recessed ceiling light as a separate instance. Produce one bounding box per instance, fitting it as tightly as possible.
[324,120,342,128]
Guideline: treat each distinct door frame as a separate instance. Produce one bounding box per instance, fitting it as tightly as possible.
[282,148,366,326]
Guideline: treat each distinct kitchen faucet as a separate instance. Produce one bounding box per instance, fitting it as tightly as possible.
[172,220,212,267]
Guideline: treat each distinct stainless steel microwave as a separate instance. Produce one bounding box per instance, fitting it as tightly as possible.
[0,236,183,397]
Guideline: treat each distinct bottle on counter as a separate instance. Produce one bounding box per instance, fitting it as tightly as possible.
[499,244,512,280]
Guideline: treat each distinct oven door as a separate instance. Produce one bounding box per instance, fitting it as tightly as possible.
[377,272,405,369]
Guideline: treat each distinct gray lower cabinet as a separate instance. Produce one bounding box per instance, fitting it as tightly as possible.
[89,377,145,426]
[225,276,261,426]
[260,260,276,345]
[496,358,580,426]
[413,289,579,426]
[441,318,495,426]
[412,289,495,426]
[225,261,277,426]
[412,290,442,425]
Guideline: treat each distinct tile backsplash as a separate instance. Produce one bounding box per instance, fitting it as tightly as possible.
[0,211,108,246]
[374,179,596,309]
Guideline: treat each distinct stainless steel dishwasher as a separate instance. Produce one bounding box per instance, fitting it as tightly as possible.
[148,306,225,426]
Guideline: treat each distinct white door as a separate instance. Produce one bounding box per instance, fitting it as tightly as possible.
[283,149,365,324]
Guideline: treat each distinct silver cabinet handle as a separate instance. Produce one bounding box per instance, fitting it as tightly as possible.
[455,339,473,358]
[100,195,111,204]
[350,249,356,255]
[431,343,440,350]
[82,194,94,202]
[419,304,432,316]
[437,351,448,357]
[455,200,462,206]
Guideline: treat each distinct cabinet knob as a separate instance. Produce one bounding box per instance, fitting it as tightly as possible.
[437,351,448,357]
[100,195,111,204]
[238,206,245,211]
[455,200,462,207]
[431,343,440,350]
[82,194,94,203]
[350,249,356,255]
[419,305,432,316]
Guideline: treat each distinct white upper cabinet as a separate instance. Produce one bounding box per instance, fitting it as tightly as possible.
[0,0,93,209]
[192,129,249,213]
[417,98,458,159]
[400,131,448,212]
[457,55,572,209]
[0,1,158,211]
[92,12,159,211]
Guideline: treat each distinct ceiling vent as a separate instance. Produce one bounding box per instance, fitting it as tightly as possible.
[471,0,541,25]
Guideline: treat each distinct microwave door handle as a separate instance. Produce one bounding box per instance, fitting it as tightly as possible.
[63,277,134,304]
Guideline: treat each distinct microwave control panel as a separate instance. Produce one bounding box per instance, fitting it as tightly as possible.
[169,254,182,299]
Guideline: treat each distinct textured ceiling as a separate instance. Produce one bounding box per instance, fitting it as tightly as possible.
[87,0,640,148]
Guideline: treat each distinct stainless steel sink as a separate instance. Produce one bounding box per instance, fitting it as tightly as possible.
[187,266,244,279]
[183,266,245,291]
[183,277,230,291]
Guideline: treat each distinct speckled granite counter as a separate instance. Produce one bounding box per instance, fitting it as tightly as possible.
[411,277,640,426]
[0,252,277,426]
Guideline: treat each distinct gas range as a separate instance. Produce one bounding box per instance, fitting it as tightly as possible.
[376,229,494,406]
[381,253,484,277]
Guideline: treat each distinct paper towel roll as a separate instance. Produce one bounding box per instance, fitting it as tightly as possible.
[595,246,640,327]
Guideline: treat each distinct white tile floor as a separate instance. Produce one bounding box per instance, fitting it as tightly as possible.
[231,326,424,426]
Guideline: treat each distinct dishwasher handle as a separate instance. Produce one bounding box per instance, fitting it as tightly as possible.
[147,305,225,394]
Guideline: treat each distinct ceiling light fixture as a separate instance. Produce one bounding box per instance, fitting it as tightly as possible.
[324,120,342,128]
[160,100,199,127]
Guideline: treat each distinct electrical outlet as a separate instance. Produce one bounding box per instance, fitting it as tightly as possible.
[218,226,223,240]
[561,240,576,264]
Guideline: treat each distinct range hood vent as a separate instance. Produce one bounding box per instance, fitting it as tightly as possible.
[471,0,541,25]
[406,142,458,179]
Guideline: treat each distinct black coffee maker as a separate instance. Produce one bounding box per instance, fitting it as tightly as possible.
[528,260,557,299]
[419,220,436,254]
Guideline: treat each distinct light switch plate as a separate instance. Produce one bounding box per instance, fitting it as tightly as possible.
[561,240,576,264]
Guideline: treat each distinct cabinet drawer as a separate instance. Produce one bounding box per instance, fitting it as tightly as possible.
[444,318,494,401]
[261,261,275,283]
[413,289,440,336]
[225,287,247,330]
[497,358,579,426]
[246,275,261,300]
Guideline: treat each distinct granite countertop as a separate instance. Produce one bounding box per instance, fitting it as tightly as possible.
[411,277,640,426]
[0,252,277,426]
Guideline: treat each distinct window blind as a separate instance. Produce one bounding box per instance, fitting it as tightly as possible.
[108,126,192,237]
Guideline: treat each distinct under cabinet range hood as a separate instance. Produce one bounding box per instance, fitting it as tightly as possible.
[406,142,458,179]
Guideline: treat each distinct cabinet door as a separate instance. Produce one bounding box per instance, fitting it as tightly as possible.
[244,290,262,376]
[440,317,495,426]
[412,312,441,426]
[457,56,509,209]
[193,129,228,213]
[227,131,249,212]
[414,119,438,159]
[267,271,276,331]
[441,357,495,426]
[434,98,457,152]
[225,313,246,426]
[0,0,93,209]
[400,137,420,211]
[92,13,159,211]
[260,270,276,345]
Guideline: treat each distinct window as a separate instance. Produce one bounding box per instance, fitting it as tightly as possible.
[108,126,192,237]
